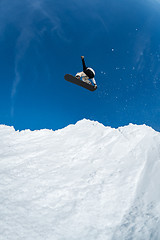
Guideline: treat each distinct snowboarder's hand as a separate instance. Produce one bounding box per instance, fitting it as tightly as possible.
[94,84,97,89]
[75,75,80,79]
[81,56,84,60]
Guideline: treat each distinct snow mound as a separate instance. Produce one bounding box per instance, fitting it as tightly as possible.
[0,119,160,240]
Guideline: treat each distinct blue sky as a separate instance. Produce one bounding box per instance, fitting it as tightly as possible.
[1,0,160,131]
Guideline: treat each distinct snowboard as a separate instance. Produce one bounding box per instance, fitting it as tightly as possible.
[64,74,97,91]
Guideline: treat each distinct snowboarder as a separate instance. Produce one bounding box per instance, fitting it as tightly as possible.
[76,56,97,89]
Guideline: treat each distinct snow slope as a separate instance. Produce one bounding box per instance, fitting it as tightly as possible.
[0,119,160,240]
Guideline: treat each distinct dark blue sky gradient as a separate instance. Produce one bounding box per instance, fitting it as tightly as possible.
[1,0,160,130]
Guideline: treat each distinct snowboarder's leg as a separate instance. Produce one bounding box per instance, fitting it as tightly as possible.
[84,79,92,85]
[82,76,91,85]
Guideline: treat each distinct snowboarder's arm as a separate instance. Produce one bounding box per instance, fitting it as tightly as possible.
[81,56,87,71]
[92,78,96,85]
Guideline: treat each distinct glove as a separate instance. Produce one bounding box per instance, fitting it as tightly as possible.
[94,84,97,89]
[75,75,80,79]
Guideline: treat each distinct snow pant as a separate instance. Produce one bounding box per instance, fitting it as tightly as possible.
[82,58,95,79]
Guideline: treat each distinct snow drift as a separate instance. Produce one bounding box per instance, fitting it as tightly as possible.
[0,119,160,240]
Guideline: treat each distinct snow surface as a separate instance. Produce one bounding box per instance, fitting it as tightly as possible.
[0,119,160,240]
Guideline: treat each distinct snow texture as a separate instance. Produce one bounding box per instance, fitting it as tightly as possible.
[0,119,160,240]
